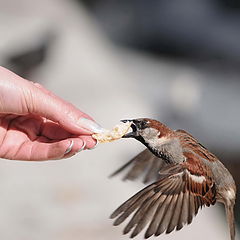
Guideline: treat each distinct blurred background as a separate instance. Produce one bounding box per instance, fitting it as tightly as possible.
[0,0,239,239]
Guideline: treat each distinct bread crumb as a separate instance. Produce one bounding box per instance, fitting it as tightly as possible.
[92,122,131,143]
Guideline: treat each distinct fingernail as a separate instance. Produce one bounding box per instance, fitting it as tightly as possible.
[87,140,98,150]
[78,140,86,152]
[65,140,74,155]
[77,118,104,133]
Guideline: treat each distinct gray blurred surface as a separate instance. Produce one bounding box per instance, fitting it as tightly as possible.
[89,0,240,61]
[0,0,239,240]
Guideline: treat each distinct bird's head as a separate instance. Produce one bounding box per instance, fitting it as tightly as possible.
[121,118,172,147]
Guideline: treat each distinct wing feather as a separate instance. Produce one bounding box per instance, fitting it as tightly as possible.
[155,193,178,236]
[110,149,165,183]
[143,156,163,183]
[165,191,183,233]
[125,194,159,236]
[123,192,157,234]
[144,195,168,238]
[111,184,155,218]
[128,195,160,237]
[176,187,189,230]
[111,164,216,238]
[112,185,155,225]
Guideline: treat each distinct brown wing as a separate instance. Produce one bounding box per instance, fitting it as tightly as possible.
[110,163,216,238]
[110,149,166,184]
[175,129,217,162]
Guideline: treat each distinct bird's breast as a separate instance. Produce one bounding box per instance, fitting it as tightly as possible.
[146,138,185,164]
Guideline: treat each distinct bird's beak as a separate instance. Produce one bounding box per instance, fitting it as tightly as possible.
[121,119,138,138]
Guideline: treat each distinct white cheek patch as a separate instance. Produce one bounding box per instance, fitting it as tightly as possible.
[141,128,170,149]
[141,128,159,138]
[145,136,169,149]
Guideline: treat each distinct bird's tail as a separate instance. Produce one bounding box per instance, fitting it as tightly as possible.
[225,203,235,240]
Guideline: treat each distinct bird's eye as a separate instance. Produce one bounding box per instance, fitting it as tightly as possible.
[140,121,148,129]
[133,119,149,129]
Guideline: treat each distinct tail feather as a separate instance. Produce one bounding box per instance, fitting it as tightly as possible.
[225,203,235,240]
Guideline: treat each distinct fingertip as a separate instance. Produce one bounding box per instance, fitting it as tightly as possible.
[79,136,97,150]
[77,140,86,153]
[62,138,85,158]
[64,140,74,155]
[76,117,104,134]
[86,139,98,150]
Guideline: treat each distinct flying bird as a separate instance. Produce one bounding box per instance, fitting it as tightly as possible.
[110,118,236,240]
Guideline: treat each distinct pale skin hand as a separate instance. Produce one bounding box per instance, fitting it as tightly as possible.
[0,66,99,161]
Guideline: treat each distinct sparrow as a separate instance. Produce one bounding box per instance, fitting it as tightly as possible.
[110,118,236,240]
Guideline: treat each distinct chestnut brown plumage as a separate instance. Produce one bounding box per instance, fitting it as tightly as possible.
[110,118,236,240]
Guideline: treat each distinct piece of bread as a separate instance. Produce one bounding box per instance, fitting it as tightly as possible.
[92,122,131,143]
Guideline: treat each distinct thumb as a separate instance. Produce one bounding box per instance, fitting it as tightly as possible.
[28,83,103,135]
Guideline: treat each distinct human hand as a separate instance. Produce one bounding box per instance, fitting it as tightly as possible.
[0,67,102,160]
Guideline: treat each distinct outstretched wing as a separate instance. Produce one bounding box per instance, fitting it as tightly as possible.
[110,149,166,184]
[110,161,216,238]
